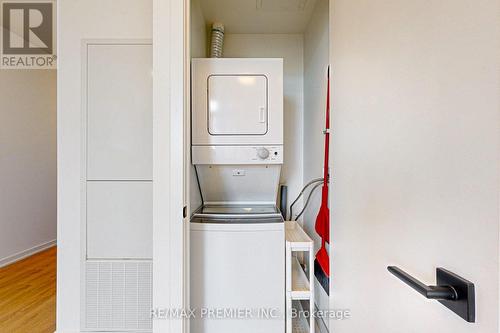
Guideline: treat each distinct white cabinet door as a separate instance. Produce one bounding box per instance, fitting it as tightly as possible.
[86,181,152,259]
[87,44,152,180]
[208,75,267,135]
[330,0,499,332]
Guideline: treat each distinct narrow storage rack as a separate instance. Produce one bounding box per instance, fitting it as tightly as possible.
[285,221,315,333]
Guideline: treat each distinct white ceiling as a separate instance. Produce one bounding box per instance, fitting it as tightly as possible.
[199,0,318,34]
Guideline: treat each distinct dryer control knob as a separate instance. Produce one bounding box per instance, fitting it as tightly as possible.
[257,147,270,160]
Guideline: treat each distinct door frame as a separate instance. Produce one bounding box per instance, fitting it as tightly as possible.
[153,1,334,332]
[152,0,189,332]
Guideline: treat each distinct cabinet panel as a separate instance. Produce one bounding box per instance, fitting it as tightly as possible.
[87,44,152,180]
[86,181,152,259]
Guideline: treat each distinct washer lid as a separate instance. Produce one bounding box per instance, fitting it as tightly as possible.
[200,204,279,215]
[191,216,283,224]
[191,204,283,223]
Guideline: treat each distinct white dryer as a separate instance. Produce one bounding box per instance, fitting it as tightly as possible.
[190,58,285,333]
[191,58,283,146]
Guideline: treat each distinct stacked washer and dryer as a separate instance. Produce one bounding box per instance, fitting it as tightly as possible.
[190,58,285,333]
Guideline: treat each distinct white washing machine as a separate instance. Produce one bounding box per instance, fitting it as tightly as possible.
[190,205,285,333]
[190,58,285,333]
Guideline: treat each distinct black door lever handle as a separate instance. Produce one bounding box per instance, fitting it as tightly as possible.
[387,266,475,322]
[387,266,457,300]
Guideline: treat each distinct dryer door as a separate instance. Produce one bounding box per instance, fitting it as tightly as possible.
[208,75,267,135]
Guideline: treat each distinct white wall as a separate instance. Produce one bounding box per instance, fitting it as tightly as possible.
[330,0,499,332]
[191,0,206,59]
[189,0,206,213]
[302,0,330,321]
[57,1,152,331]
[0,70,57,267]
[223,34,304,210]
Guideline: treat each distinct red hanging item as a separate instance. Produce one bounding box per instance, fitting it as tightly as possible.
[315,66,331,277]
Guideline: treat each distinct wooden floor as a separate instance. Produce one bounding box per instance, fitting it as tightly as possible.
[0,247,56,333]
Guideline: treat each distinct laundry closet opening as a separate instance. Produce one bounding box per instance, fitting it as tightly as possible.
[186,0,331,332]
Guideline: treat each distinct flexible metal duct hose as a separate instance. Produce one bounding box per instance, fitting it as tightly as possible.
[210,22,224,58]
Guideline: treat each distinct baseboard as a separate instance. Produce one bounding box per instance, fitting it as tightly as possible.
[53,331,150,333]
[0,239,56,268]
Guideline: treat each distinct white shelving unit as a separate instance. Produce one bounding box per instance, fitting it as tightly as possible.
[286,221,315,333]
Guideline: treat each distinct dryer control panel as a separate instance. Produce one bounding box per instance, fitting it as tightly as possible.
[192,146,283,165]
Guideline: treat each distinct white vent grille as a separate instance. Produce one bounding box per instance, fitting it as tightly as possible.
[85,261,152,331]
